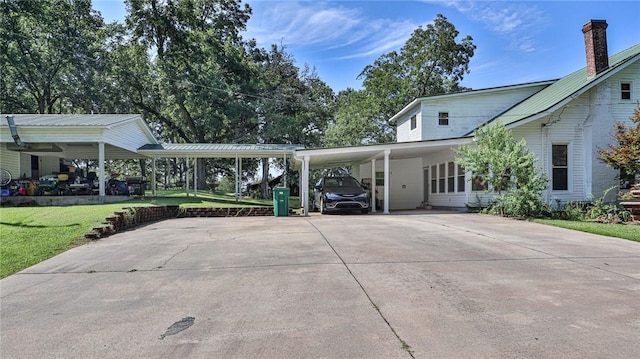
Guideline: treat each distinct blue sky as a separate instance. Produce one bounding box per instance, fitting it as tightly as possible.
[93,0,640,93]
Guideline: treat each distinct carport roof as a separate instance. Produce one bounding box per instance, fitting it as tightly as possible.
[294,137,473,169]
[138,143,305,158]
[0,114,157,159]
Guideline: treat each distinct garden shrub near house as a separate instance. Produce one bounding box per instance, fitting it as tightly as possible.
[455,121,548,218]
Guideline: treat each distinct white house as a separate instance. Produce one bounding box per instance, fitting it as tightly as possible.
[2,20,638,214]
[344,20,639,211]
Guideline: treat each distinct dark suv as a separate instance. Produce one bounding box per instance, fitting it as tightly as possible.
[313,176,370,214]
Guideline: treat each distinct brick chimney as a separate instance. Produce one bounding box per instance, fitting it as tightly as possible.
[582,20,609,76]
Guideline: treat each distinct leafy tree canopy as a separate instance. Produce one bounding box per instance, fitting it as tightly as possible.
[328,14,475,146]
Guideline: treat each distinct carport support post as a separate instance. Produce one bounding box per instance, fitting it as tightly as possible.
[235,155,239,202]
[98,141,105,200]
[194,157,198,197]
[384,149,390,214]
[151,158,157,196]
[302,155,310,216]
[185,155,189,197]
[371,159,376,213]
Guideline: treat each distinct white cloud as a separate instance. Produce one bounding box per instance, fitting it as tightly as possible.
[245,1,418,59]
[425,0,546,52]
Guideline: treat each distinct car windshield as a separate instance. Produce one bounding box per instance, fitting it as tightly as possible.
[325,178,360,187]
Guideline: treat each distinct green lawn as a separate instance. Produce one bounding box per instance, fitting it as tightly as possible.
[0,191,297,279]
[0,204,138,278]
[531,219,640,242]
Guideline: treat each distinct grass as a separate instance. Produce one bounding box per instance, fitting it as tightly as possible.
[531,219,640,242]
[0,204,138,278]
[0,190,299,279]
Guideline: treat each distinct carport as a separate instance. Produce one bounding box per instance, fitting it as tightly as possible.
[137,143,304,200]
[294,137,472,215]
[0,114,158,199]
[1,115,304,203]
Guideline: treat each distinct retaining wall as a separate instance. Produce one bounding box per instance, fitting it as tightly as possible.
[85,205,293,240]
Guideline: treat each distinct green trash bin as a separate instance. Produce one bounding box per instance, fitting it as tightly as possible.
[273,187,290,217]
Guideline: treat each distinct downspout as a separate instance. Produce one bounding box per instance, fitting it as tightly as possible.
[6,116,28,149]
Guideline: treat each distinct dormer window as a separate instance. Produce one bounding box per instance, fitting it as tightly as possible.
[621,82,631,100]
[438,112,449,126]
[410,115,417,130]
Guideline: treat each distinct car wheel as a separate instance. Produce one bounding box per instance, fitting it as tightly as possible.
[320,197,327,214]
[361,208,369,214]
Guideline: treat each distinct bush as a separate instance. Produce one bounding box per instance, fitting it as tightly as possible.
[489,186,548,218]
[584,187,632,224]
[557,201,586,221]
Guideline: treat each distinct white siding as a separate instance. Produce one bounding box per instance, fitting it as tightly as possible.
[418,86,547,141]
[394,85,548,142]
[0,144,20,179]
[103,120,155,153]
[396,111,422,142]
[360,157,424,210]
[39,156,60,178]
[512,97,589,204]
[610,61,640,122]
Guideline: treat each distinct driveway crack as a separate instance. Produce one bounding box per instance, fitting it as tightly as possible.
[306,218,416,358]
[154,242,199,270]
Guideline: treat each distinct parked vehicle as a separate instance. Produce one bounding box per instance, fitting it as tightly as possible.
[313,176,370,214]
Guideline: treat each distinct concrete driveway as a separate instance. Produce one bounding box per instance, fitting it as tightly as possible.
[1,212,639,358]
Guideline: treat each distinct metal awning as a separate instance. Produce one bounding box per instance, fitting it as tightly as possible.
[137,143,304,158]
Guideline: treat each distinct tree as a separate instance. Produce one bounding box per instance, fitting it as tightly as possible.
[324,88,394,146]
[254,44,335,197]
[598,102,640,188]
[0,0,107,113]
[120,0,261,188]
[327,14,475,146]
[455,121,548,217]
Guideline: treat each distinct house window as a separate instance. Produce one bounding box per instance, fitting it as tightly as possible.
[457,164,465,192]
[410,115,417,130]
[375,171,384,186]
[447,162,455,192]
[621,82,631,100]
[552,144,568,190]
[438,112,449,126]
[430,165,437,194]
[471,171,488,191]
[439,163,445,193]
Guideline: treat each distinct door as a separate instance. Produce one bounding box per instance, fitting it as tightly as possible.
[31,155,39,179]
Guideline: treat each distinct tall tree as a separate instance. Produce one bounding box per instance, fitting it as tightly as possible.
[254,44,335,197]
[325,88,393,146]
[121,0,260,188]
[0,0,106,113]
[328,14,475,146]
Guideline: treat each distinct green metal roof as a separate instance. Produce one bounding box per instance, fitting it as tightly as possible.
[485,43,640,130]
[139,143,304,151]
[138,143,305,158]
